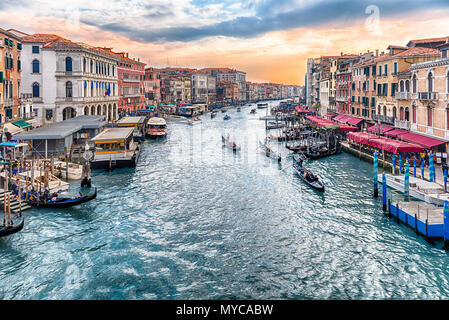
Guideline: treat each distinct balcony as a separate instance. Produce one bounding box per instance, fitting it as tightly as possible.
[394,119,410,129]
[395,92,411,100]
[372,114,395,125]
[418,92,438,101]
[327,108,337,114]
[4,98,14,107]
[336,96,347,102]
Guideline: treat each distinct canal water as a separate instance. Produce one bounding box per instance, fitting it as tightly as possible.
[2,101,449,299]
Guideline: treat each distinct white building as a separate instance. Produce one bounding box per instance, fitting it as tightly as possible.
[21,34,120,126]
[191,73,208,103]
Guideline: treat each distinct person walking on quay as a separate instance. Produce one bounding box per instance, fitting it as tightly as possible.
[442,161,448,175]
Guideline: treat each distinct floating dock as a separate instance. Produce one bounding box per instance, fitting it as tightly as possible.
[388,201,443,240]
[378,173,449,206]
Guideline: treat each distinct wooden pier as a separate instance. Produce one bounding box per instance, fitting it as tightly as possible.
[0,189,32,214]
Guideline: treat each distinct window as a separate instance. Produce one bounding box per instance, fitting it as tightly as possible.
[400,81,404,92]
[379,66,382,76]
[32,46,39,54]
[443,50,448,59]
[393,62,398,75]
[66,81,73,97]
[427,72,434,92]
[413,74,417,93]
[412,105,417,123]
[405,80,410,92]
[83,58,86,72]
[66,57,72,72]
[32,59,39,73]
[32,82,40,97]
[427,106,433,126]
[384,64,388,76]
[45,109,53,121]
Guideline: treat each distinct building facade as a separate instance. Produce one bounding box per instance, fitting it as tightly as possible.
[21,34,120,125]
[0,28,22,123]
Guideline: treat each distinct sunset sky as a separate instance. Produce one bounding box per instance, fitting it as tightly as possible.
[1,0,449,85]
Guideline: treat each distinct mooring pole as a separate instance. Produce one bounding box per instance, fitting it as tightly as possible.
[404,159,410,202]
[382,173,387,211]
[444,200,449,250]
[374,151,379,198]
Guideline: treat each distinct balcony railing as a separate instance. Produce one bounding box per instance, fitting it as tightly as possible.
[418,92,438,101]
[373,114,395,125]
[395,92,411,100]
[336,96,347,102]
[395,119,410,129]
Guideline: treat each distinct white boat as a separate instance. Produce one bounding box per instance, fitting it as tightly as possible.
[91,127,141,169]
[146,117,167,138]
[53,161,83,180]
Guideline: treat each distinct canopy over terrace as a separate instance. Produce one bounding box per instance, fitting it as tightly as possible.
[305,115,357,132]
[347,132,424,154]
[397,132,446,149]
[295,106,309,114]
[367,124,394,134]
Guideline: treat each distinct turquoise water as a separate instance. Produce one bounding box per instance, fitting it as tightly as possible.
[1,101,449,299]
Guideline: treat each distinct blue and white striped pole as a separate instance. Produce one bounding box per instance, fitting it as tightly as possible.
[399,155,402,175]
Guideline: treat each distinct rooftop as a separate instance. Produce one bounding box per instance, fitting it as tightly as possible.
[91,127,134,142]
[117,116,146,125]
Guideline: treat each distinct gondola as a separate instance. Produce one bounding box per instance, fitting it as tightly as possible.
[222,135,240,151]
[286,144,308,153]
[0,216,24,238]
[27,187,97,209]
[292,156,325,192]
[237,107,241,112]
[211,112,217,119]
[304,145,342,160]
[223,115,231,120]
[259,140,281,162]
[250,109,257,114]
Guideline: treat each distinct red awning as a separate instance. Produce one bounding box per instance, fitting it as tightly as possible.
[295,106,309,114]
[367,125,394,134]
[346,116,363,126]
[324,113,337,118]
[334,115,345,121]
[399,132,446,149]
[385,129,408,138]
[348,132,424,154]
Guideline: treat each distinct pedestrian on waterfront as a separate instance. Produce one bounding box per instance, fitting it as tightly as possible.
[442,161,448,175]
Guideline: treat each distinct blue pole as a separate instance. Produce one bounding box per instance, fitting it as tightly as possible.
[413,159,417,177]
[444,200,449,250]
[429,153,434,182]
[374,151,379,197]
[445,169,448,193]
[421,159,425,180]
[392,154,396,175]
[382,173,387,211]
[399,155,402,175]
[404,160,410,202]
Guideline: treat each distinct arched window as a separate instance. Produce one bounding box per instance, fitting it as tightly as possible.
[446,108,449,130]
[400,81,404,92]
[400,107,404,120]
[393,107,397,119]
[83,58,86,72]
[32,59,40,73]
[66,81,73,98]
[428,72,434,92]
[378,106,381,114]
[412,74,417,93]
[405,80,410,92]
[90,60,93,73]
[412,105,417,123]
[405,107,410,121]
[32,82,40,97]
[383,106,387,116]
[65,57,72,72]
[427,106,433,126]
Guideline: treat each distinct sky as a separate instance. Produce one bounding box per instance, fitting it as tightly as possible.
[1,0,449,85]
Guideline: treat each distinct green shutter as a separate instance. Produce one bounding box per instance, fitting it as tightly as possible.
[0,72,3,83]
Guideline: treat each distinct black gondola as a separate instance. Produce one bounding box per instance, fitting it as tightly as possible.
[292,156,325,192]
[27,187,97,209]
[304,145,342,160]
[0,215,24,238]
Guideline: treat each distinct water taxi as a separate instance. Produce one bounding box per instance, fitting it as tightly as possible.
[257,103,268,109]
[116,116,147,142]
[90,128,141,169]
[146,117,167,139]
